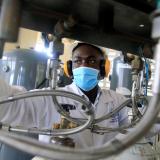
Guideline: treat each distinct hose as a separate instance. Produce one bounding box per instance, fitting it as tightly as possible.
[0,90,95,136]
[0,93,159,160]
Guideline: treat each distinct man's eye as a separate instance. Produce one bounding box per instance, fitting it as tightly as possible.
[88,59,96,64]
[73,60,82,64]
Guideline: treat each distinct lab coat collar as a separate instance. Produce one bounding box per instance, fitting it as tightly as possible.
[99,89,115,104]
[70,82,100,102]
[68,83,84,96]
[70,82,85,96]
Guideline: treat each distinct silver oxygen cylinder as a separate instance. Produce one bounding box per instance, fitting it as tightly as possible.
[0,48,48,90]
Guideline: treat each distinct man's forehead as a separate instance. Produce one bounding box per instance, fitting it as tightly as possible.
[73,48,101,57]
[72,44,104,60]
[73,55,97,59]
[74,45,99,52]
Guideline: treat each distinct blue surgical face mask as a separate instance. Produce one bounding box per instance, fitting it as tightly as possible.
[73,67,99,91]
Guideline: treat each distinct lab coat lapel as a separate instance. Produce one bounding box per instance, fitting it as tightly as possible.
[94,89,114,119]
[92,90,116,147]
[68,83,91,118]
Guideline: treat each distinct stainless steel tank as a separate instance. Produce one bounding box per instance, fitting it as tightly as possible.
[0,48,48,90]
[110,55,132,92]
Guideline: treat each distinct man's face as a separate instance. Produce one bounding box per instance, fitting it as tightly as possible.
[72,45,102,70]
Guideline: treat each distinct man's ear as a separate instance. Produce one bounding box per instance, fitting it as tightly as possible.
[63,60,73,77]
[99,58,110,79]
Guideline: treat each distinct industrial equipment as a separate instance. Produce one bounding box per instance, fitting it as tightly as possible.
[0,0,159,160]
[0,48,48,90]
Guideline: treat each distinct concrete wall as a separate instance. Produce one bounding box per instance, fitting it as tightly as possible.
[4,28,39,52]
[3,28,106,65]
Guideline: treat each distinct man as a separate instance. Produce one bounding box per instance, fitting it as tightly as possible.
[0,43,129,149]
[60,43,128,148]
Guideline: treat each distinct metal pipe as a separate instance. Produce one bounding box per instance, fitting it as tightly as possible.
[152,41,160,93]
[0,98,136,135]
[46,58,60,89]
[0,88,95,132]
[0,91,159,160]
[0,89,159,160]
[0,90,93,112]
[0,0,21,41]
[46,38,64,89]
[0,39,4,58]
[50,59,59,89]
[91,121,137,134]
[0,131,103,160]
[53,96,132,125]
[94,98,132,123]
[8,122,94,136]
[0,89,94,135]
[52,94,81,124]
[0,98,134,135]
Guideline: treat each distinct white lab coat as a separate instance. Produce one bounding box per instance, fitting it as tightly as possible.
[56,83,128,148]
[3,80,157,160]
[0,81,128,148]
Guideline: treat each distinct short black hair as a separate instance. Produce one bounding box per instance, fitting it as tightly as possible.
[72,42,104,57]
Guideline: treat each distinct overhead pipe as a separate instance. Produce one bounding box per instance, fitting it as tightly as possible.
[0,0,21,58]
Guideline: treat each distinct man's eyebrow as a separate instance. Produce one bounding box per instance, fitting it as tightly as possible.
[87,56,97,59]
[72,56,81,59]
[73,56,97,59]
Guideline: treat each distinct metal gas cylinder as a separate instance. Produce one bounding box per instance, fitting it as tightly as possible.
[0,48,48,90]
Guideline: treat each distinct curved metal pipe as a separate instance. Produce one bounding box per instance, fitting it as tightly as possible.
[1,98,137,135]
[0,90,95,135]
[52,97,131,125]
[0,93,159,160]
[94,98,132,123]
[91,119,138,134]
[0,90,159,160]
